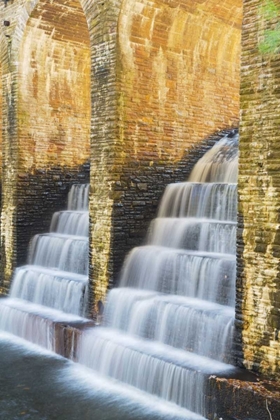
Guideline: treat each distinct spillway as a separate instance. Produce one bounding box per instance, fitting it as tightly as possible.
[75,132,239,418]
[0,184,90,345]
[0,132,240,418]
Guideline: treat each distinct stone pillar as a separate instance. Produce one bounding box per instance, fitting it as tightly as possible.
[85,0,123,316]
[237,0,280,379]
[0,3,20,291]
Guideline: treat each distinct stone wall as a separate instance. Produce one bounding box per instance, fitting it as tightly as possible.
[0,0,91,290]
[2,0,279,384]
[0,0,19,289]
[16,164,89,267]
[0,62,2,172]
[86,0,123,314]
[18,1,91,170]
[236,0,280,380]
[88,0,242,314]
[118,0,242,162]
[110,130,236,286]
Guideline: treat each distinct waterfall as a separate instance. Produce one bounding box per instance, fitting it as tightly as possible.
[0,184,90,346]
[75,132,239,418]
[0,132,240,419]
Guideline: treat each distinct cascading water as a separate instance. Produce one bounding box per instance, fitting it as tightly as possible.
[0,184,90,348]
[75,132,239,418]
[0,133,240,419]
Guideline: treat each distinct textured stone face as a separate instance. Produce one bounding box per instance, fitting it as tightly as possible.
[88,0,242,315]
[118,0,242,161]
[0,63,2,172]
[1,0,278,382]
[1,0,242,312]
[18,1,91,170]
[237,0,280,380]
[0,0,91,290]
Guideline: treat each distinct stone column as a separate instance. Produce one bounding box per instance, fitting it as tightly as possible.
[84,0,123,316]
[237,0,280,379]
[0,2,21,291]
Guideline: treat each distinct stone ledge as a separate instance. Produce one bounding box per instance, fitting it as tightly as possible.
[207,375,280,420]
[54,320,96,359]
[54,321,280,420]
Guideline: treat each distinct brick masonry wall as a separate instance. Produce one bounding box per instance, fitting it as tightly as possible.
[0,62,2,171]
[236,0,280,379]
[118,0,242,162]
[16,164,89,267]
[87,0,243,315]
[0,0,91,291]
[18,3,91,170]
[110,129,238,287]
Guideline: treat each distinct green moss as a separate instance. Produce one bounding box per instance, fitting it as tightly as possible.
[259,0,280,55]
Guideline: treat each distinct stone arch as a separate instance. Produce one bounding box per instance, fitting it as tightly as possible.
[85,0,280,378]
[0,0,91,288]
[0,0,243,310]
[88,0,243,314]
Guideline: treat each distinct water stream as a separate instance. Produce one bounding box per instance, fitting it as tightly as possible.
[0,184,90,349]
[0,132,239,419]
[75,132,239,418]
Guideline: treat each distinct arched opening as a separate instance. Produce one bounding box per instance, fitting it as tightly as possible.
[17,0,91,265]
[89,0,243,309]
[100,0,243,292]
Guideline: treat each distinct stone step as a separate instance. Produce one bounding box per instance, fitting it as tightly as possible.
[0,297,93,355]
[105,288,234,363]
[76,326,240,415]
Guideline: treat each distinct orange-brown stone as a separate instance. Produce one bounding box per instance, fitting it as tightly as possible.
[118,0,242,162]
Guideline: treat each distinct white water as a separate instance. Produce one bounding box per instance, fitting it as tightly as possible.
[0,298,85,349]
[188,136,238,183]
[0,133,239,418]
[67,183,89,210]
[50,210,89,236]
[10,266,88,316]
[77,327,236,415]
[75,132,239,418]
[0,184,90,345]
[29,233,89,275]
[148,218,236,254]
[104,288,234,362]
[158,183,237,220]
[119,246,236,306]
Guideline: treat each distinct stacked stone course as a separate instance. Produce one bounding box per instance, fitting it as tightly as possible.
[0,0,91,289]
[0,0,279,384]
[236,0,280,380]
